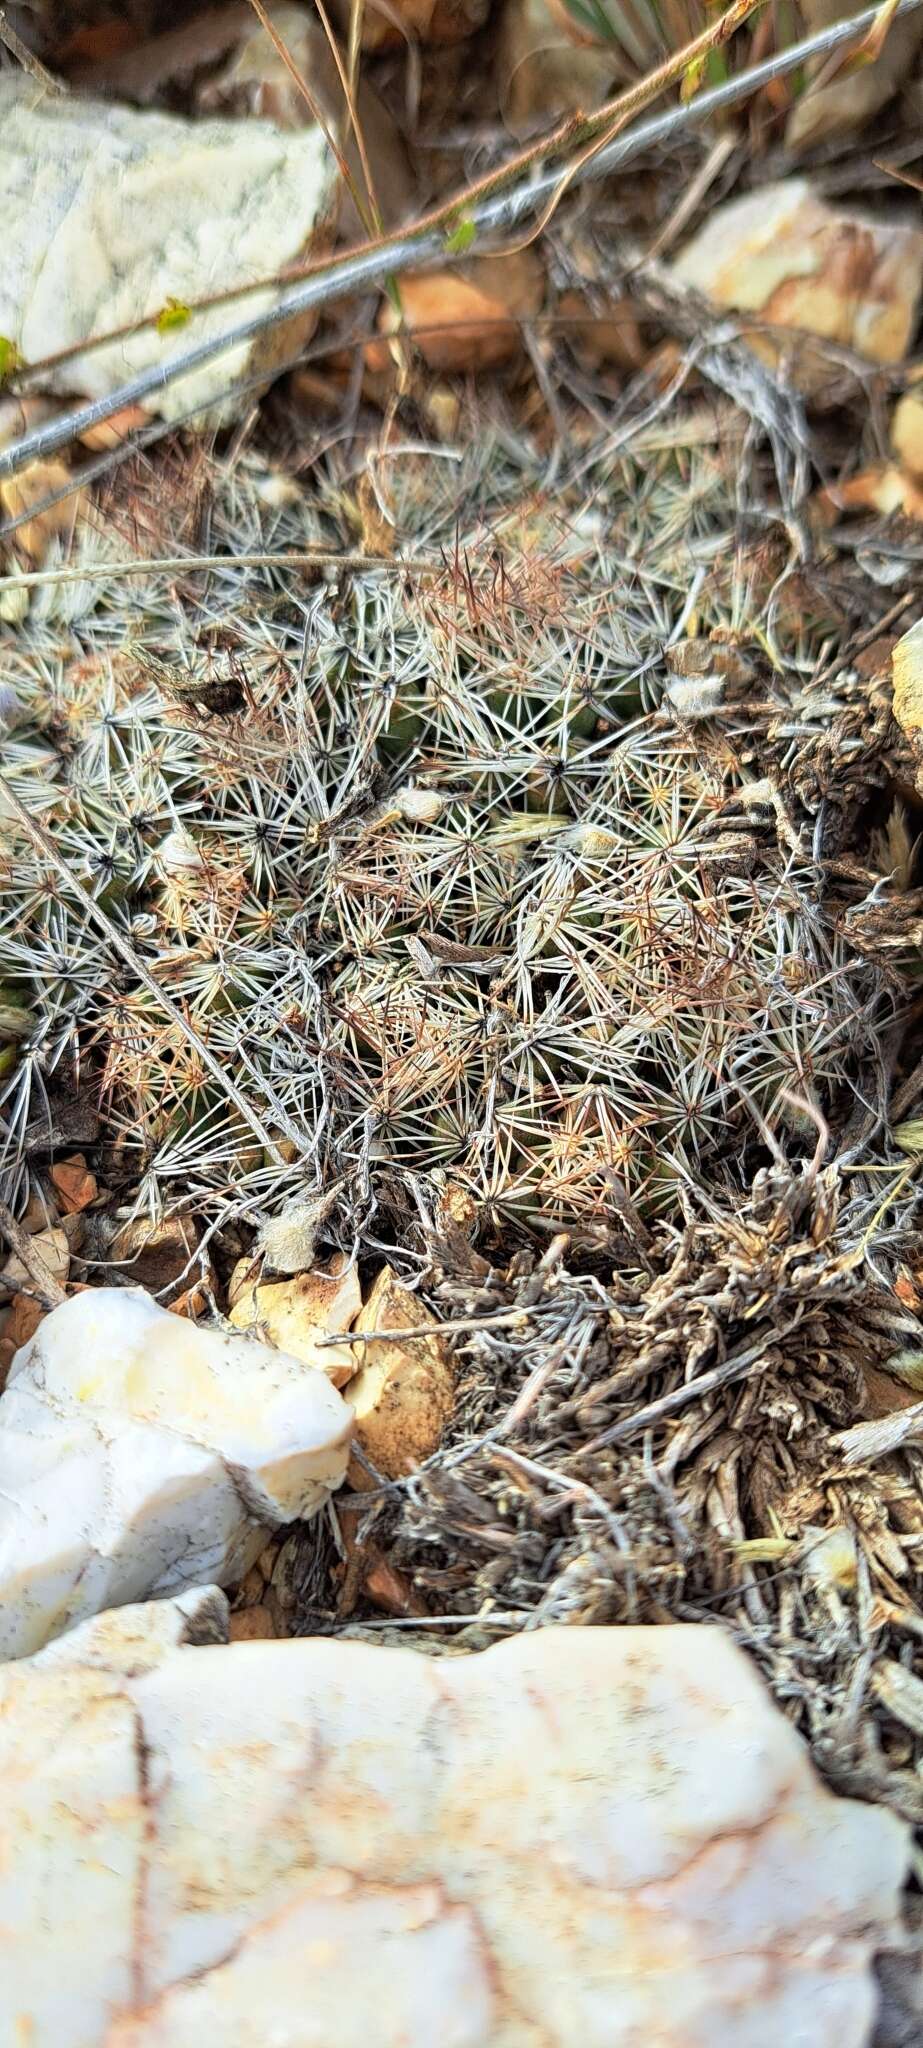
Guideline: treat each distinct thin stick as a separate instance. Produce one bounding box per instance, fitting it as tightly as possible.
[0,9,65,92]
[890,1049,923,1122]
[344,1612,525,1628]
[0,1200,67,1308]
[640,129,738,265]
[243,0,370,226]
[0,547,440,596]
[834,1401,923,1465]
[319,1307,528,1344]
[488,1444,635,1559]
[313,0,382,232]
[3,0,919,481]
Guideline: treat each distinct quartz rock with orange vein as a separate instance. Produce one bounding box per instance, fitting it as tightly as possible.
[0,1590,909,2046]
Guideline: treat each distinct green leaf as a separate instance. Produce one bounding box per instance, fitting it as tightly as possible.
[156,297,191,336]
[444,216,477,257]
[0,336,23,386]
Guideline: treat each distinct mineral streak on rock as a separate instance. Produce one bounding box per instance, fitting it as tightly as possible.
[673,179,923,387]
[0,1287,352,1660]
[0,1596,908,2046]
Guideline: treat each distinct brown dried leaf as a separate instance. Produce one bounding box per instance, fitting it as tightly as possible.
[355,471,396,558]
[110,1215,206,1303]
[49,1155,98,1215]
[363,1552,429,1617]
[2,1292,47,1352]
[78,405,149,453]
[371,250,544,376]
[891,388,923,481]
[64,5,251,99]
[862,1364,922,1421]
[328,0,490,53]
[499,0,623,131]
[228,1605,277,1641]
[556,289,646,375]
[820,464,923,521]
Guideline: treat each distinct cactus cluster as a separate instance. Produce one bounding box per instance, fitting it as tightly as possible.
[0,422,899,1242]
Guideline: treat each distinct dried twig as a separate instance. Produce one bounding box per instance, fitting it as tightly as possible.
[578,1323,799,1453]
[890,1049,923,1122]
[834,1404,923,1465]
[243,0,370,223]
[0,548,439,596]
[3,0,921,478]
[0,9,65,93]
[0,1200,66,1308]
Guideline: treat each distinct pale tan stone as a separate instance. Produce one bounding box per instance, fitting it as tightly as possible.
[0,1595,908,2047]
[228,1604,276,1641]
[0,1224,69,1295]
[893,619,923,742]
[344,1264,454,1477]
[198,3,415,236]
[892,389,923,480]
[673,180,923,391]
[228,1258,361,1388]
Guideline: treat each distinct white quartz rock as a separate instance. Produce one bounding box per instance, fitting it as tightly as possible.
[0,79,337,422]
[0,1287,352,1660]
[0,1597,908,2048]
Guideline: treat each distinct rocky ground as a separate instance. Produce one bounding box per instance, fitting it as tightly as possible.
[2,1,923,2039]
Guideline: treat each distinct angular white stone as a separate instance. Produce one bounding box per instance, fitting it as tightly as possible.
[0,1288,352,1659]
[0,1595,908,2047]
[0,80,337,421]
